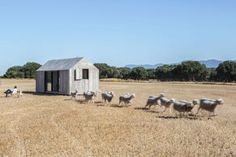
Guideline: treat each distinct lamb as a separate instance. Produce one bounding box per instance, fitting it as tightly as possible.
[71,90,78,99]
[83,91,96,103]
[159,97,175,113]
[196,98,224,118]
[119,93,135,106]
[101,91,115,103]
[145,94,164,109]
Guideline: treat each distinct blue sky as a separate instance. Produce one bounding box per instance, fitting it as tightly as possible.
[0,0,236,75]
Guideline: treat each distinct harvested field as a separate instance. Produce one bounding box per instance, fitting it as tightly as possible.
[0,79,236,157]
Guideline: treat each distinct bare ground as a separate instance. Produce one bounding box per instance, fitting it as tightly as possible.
[0,79,236,157]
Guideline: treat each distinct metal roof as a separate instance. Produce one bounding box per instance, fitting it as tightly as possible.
[37,57,83,71]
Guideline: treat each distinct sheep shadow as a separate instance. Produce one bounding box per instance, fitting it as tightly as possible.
[110,104,127,108]
[134,107,149,111]
[23,91,66,96]
[134,107,200,120]
[157,115,198,120]
[134,107,161,113]
[95,101,106,107]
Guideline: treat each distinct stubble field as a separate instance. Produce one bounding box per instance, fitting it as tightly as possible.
[0,79,236,157]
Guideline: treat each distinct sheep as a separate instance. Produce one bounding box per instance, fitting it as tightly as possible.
[179,100,198,113]
[119,93,136,106]
[196,98,224,118]
[172,100,197,117]
[71,90,78,99]
[101,91,115,104]
[83,91,97,103]
[159,97,175,113]
[145,94,165,109]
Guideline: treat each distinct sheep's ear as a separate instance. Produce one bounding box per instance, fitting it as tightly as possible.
[160,93,165,96]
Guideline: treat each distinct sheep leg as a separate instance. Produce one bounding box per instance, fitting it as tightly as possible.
[196,107,201,115]
[208,112,212,119]
[212,111,216,116]
[145,104,149,109]
[161,106,166,113]
[169,107,172,114]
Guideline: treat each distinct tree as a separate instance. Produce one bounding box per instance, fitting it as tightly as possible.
[118,67,131,79]
[22,62,41,78]
[208,68,217,81]
[156,65,176,81]
[94,63,119,78]
[216,61,236,82]
[172,61,208,81]
[129,67,148,80]
[4,66,24,78]
[147,69,156,80]
[94,63,111,78]
[4,62,41,79]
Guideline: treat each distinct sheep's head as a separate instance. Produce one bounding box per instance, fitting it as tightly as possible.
[192,99,199,105]
[110,91,115,97]
[131,93,136,98]
[170,98,175,103]
[92,91,97,97]
[159,93,165,97]
[216,99,224,105]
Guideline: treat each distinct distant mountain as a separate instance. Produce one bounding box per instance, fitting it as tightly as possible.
[199,59,222,68]
[125,64,163,69]
[125,59,223,69]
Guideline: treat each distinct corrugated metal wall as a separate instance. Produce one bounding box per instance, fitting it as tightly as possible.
[59,70,70,95]
[36,71,45,93]
[36,70,70,95]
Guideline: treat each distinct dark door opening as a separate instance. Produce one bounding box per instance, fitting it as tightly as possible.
[45,71,59,93]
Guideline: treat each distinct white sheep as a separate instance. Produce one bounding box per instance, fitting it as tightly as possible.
[83,91,96,103]
[145,93,164,109]
[101,91,115,104]
[119,93,136,106]
[196,98,224,118]
[159,97,175,113]
[172,100,197,116]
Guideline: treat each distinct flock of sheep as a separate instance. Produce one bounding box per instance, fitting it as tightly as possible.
[3,86,223,119]
[71,90,136,106]
[145,94,224,118]
[73,91,224,119]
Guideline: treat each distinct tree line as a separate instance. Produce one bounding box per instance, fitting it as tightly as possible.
[2,60,236,82]
[95,61,236,82]
[3,62,41,78]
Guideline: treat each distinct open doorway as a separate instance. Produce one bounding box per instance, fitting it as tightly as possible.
[45,71,59,93]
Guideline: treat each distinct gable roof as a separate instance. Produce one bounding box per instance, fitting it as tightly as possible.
[37,57,83,71]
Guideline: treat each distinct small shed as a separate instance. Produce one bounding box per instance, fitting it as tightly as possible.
[36,57,99,95]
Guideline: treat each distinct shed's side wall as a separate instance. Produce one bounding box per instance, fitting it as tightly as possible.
[69,59,99,94]
[36,71,45,93]
[59,70,70,95]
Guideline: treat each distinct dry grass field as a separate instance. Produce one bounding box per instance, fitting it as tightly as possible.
[0,79,236,157]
